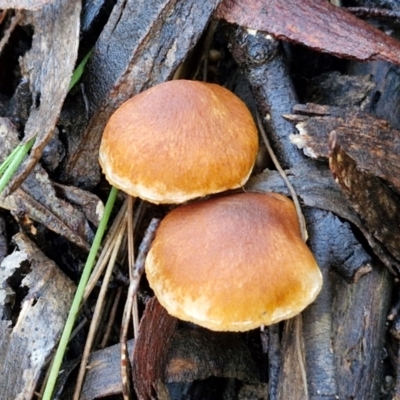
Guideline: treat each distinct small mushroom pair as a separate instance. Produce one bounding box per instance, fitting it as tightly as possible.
[99,80,322,332]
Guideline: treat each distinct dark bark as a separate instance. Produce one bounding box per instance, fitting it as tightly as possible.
[61,0,222,189]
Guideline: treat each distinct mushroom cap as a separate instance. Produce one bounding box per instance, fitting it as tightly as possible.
[145,192,323,331]
[99,80,258,204]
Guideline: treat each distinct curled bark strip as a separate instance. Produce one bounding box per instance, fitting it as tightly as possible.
[216,0,400,65]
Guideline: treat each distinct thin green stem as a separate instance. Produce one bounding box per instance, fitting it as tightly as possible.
[42,186,119,400]
[68,49,93,92]
[0,138,35,195]
[0,145,20,175]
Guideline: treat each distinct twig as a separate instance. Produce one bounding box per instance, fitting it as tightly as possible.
[83,199,128,302]
[256,112,308,241]
[120,218,161,400]
[100,287,123,349]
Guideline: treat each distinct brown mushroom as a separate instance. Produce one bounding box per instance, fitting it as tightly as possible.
[99,80,258,204]
[145,192,323,332]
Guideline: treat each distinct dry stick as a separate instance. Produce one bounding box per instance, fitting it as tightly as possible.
[256,112,307,241]
[73,211,128,400]
[120,218,161,400]
[83,199,128,302]
[100,286,123,349]
[120,196,136,400]
[126,196,139,337]
[120,198,146,400]
[131,200,146,333]
[92,289,115,351]
[257,112,309,399]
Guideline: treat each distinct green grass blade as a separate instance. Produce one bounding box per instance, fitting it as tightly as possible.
[0,145,21,175]
[68,49,93,92]
[0,138,35,195]
[42,186,119,400]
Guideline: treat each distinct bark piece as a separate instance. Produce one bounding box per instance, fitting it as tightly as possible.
[132,297,178,400]
[81,341,135,400]
[0,0,54,10]
[62,0,222,189]
[331,263,392,399]
[287,103,400,192]
[53,182,104,227]
[0,233,75,400]
[81,316,261,400]
[0,215,8,265]
[329,133,400,264]
[216,0,400,65]
[5,0,81,196]
[0,118,94,250]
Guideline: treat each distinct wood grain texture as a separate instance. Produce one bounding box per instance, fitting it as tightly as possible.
[216,0,400,65]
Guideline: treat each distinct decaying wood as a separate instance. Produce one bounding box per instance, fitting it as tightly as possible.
[4,0,81,196]
[286,103,400,192]
[216,0,400,65]
[0,233,75,400]
[329,132,400,265]
[331,262,392,399]
[62,0,222,189]
[277,317,308,400]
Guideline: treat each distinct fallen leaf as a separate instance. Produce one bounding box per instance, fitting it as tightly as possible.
[0,233,75,400]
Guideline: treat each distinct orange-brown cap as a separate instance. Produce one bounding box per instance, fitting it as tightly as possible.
[99,80,258,204]
[145,192,322,331]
